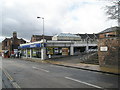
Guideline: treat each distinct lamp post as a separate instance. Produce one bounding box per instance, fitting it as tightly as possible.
[37,17,45,46]
[37,16,46,60]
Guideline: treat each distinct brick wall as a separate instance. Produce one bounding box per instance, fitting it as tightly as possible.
[31,35,52,42]
[99,32,116,39]
[98,35,120,68]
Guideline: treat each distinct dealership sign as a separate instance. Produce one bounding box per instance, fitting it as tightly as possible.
[30,44,37,48]
[19,43,45,49]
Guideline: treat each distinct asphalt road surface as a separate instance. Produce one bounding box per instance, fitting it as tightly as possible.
[2,58,119,89]
[0,57,14,89]
[2,71,14,88]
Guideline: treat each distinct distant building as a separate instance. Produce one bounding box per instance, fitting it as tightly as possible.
[2,32,26,58]
[31,35,52,42]
[52,33,81,41]
[98,26,120,68]
[0,42,2,56]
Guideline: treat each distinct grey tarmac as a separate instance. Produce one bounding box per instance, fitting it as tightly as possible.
[2,58,119,89]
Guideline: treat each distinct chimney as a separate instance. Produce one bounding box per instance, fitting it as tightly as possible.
[13,31,17,38]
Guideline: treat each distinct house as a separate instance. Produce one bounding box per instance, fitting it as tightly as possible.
[2,32,26,58]
[98,26,120,68]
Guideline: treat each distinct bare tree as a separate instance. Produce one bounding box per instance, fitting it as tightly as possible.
[105,0,120,26]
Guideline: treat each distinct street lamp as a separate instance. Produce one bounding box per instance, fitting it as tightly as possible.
[37,17,45,47]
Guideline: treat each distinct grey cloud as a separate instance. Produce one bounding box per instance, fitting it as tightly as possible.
[1,0,115,42]
[2,0,62,41]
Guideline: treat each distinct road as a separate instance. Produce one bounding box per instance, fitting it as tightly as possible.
[2,58,119,89]
[2,70,14,88]
[0,57,14,89]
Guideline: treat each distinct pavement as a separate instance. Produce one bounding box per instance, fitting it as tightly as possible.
[21,56,120,75]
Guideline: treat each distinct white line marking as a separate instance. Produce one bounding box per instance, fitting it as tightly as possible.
[32,66,49,72]
[32,66,39,70]
[65,77,102,89]
[39,68,50,72]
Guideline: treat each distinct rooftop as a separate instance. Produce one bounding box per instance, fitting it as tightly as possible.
[99,26,120,34]
[55,33,80,37]
[32,35,52,37]
[76,33,98,39]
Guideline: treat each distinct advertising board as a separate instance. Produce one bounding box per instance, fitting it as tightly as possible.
[62,48,69,55]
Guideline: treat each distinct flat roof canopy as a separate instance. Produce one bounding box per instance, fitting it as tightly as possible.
[19,43,42,49]
[19,40,74,49]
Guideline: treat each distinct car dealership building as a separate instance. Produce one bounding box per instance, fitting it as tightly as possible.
[19,33,98,60]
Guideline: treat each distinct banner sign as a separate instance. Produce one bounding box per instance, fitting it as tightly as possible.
[19,43,43,49]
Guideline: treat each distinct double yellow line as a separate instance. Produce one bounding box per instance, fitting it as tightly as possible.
[2,68,21,89]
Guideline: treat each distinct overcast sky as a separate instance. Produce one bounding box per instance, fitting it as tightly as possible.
[0,0,118,42]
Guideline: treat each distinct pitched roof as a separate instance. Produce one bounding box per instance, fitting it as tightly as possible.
[75,33,98,39]
[32,35,52,37]
[2,37,26,42]
[99,26,120,34]
[55,33,80,38]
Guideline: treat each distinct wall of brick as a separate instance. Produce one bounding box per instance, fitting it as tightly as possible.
[99,32,116,39]
[98,36,120,68]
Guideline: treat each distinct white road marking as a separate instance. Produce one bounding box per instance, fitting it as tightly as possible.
[32,66,49,72]
[65,77,102,89]
[32,66,39,70]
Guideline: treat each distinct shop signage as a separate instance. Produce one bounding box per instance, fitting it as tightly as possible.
[30,44,36,48]
[54,48,59,54]
[62,48,69,55]
[19,43,42,49]
[47,48,53,54]
[100,46,108,51]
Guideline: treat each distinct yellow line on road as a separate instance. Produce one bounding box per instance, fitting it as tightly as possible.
[2,68,21,89]
[3,69,13,81]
